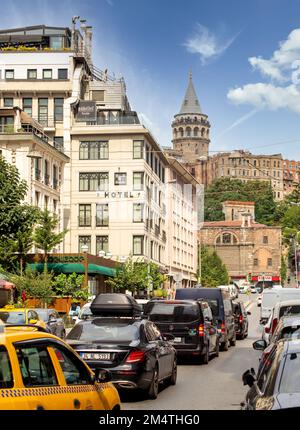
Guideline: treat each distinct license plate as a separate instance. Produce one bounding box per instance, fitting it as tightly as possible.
[172,337,182,343]
[80,352,111,360]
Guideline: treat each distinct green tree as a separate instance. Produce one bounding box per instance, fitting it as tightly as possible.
[200,246,229,288]
[204,178,277,225]
[33,209,67,270]
[280,255,287,285]
[281,206,300,230]
[0,156,39,271]
[52,273,88,301]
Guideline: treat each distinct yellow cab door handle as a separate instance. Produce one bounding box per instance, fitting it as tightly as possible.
[73,399,81,409]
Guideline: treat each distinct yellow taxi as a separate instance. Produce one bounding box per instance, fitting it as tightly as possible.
[0,306,47,330]
[0,323,121,410]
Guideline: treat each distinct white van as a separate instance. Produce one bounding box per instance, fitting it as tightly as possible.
[260,288,300,324]
[263,299,300,344]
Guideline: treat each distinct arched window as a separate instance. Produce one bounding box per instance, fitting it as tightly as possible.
[194,127,199,137]
[201,127,205,137]
[186,127,191,137]
[215,233,238,245]
[174,128,177,138]
[179,127,184,137]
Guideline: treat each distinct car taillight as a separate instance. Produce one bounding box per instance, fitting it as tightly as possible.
[198,323,205,337]
[125,350,145,363]
[221,322,226,334]
[239,315,243,324]
[271,318,278,334]
[265,326,270,333]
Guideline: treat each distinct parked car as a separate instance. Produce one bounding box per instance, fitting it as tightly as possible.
[232,301,251,340]
[0,307,46,330]
[257,295,262,307]
[262,299,300,344]
[67,293,177,400]
[260,288,300,325]
[34,308,66,339]
[238,284,251,294]
[250,285,257,294]
[144,299,219,364]
[253,315,300,373]
[73,302,92,325]
[136,298,150,312]
[0,321,121,410]
[175,287,236,351]
[218,285,238,300]
[242,339,300,409]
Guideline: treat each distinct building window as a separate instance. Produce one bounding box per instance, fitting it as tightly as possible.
[133,172,144,190]
[54,136,64,150]
[96,204,109,227]
[79,204,91,227]
[54,98,64,122]
[263,236,268,244]
[38,98,48,125]
[23,98,32,116]
[4,98,13,107]
[267,258,273,267]
[223,233,232,244]
[53,165,58,189]
[133,203,144,222]
[43,69,52,79]
[78,236,91,253]
[133,140,144,159]
[27,69,37,79]
[96,236,109,255]
[5,70,14,79]
[44,160,49,186]
[79,172,109,192]
[34,158,41,180]
[253,258,258,266]
[50,36,64,49]
[133,236,144,255]
[79,141,109,160]
[58,68,68,79]
[216,233,238,245]
[114,172,127,186]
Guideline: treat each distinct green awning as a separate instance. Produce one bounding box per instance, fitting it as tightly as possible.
[28,263,116,277]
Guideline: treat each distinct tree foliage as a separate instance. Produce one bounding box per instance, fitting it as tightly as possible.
[204,178,277,225]
[10,267,53,306]
[52,273,88,301]
[200,246,229,288]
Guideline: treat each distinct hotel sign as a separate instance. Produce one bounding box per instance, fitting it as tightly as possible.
[96,191,145,200]
[77,101,97,122]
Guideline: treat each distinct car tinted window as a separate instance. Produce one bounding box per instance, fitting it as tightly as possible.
[0,346,13,388]
[279,326,300,340]
[15,345,57,387]
[224,300,233,315]
[0,312,25,324]
[205,299,219,317]
[67,319,140,343]
[145,323,162,341]
[257,348,277,390]
[52,346,92,385]
[146,303,200,323]
[279,305,300,319]
[279,353,300,393]
[35,310,48,321]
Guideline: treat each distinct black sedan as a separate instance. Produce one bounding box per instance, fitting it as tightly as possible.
[66,316,177,399]
[232,301,251,340]
[34,308,66,339]
[242,339,300,409]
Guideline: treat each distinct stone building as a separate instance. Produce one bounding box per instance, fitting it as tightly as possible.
[199,201,282,284]
[283,159,300,196]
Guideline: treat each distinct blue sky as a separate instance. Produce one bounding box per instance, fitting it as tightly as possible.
[2,0,300,159]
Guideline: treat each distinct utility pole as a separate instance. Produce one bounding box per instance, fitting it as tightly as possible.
[295,237,298,287]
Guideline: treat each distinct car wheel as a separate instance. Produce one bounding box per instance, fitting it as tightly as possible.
[221,339,229,351]
[169,359,177,385]
[230,333,236,347]
[215,339,220,357]
[202,345,209,364]
[148,365,159,399]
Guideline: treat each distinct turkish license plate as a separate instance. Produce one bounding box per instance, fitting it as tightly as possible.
[172,337,182,343]
[80,352,111,360]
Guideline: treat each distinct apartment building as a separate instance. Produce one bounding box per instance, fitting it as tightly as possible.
[208,150,284,201]
[283,159,300,196]
[0,23,181,275]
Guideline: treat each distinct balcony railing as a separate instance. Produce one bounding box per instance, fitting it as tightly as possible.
[44,174,50,186]
[96,216,109,227]
[77,114,141,127]
[53,178,59,190]
[32,116,63,128]
[0,124,14,133]
[78,216,91,228]
[155,225,160,237]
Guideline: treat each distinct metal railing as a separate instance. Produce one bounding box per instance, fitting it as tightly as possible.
[83,114,141,127]
[53,178,59,190]
[0,124,14,133]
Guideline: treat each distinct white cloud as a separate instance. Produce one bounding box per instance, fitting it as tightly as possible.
[228,28,300,117]
[183,24,239,64]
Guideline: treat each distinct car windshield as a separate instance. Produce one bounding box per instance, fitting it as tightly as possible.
[0,312,25,324]
[280,326,300,340]
[78,306,92,319]
[146,303,200,323]
[279,306,300,319]
[35,310,49,322]
[67,319,140,343]
[279,353,300,393]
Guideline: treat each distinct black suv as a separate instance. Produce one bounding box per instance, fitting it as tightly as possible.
[175,287,236,351]
[144,299,219,364]
[232,301,251,340]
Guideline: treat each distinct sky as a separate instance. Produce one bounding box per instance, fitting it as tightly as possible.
[2,0,300,159]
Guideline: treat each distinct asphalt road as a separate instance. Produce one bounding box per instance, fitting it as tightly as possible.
[122,294,262,410]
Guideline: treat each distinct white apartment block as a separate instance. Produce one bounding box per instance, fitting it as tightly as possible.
[0,23,198,282]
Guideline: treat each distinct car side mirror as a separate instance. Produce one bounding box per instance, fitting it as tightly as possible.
[242,369,257,387]
[94,368,112,383]
[163,333,175,341]
[252,339,267,350]
[247,311,251,315]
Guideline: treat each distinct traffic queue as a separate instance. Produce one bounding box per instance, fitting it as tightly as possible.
[0,286,250,409]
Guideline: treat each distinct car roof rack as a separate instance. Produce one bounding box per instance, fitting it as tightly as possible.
[90,293,142,317]
[0,323,48,334]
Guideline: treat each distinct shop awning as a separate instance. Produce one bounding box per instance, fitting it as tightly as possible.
[28,263,116,277]
[0,279,15,290]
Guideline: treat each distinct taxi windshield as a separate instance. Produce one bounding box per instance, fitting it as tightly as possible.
[0,311,26,324]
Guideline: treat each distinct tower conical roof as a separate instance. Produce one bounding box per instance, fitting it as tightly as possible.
[179,72,202,114]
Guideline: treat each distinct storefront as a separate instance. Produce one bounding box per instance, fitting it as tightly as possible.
[26,253,117,295]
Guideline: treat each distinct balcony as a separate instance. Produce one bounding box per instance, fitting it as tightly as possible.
[76,112,141,127]
[44,174,50,186]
